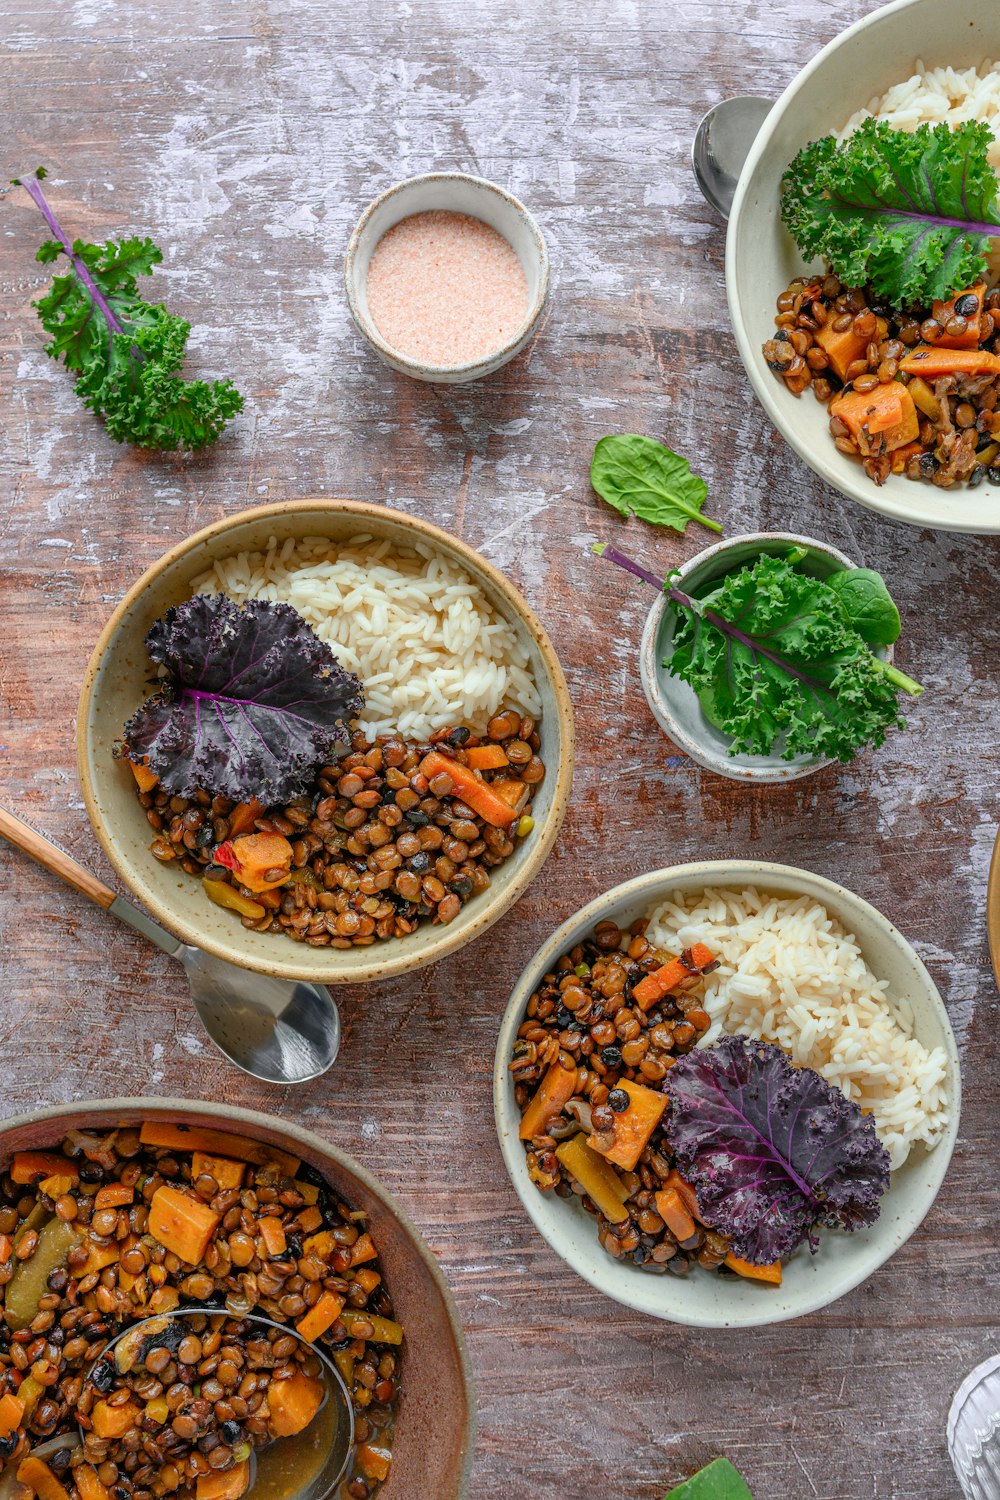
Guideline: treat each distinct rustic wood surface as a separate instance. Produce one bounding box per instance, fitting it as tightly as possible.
[1,2,998,1496]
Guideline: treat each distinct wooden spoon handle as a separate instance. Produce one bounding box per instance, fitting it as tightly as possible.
[0,805,117,910]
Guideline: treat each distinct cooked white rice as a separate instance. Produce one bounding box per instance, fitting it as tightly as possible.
[841,60,1000,285]
[192,533,541,743]
[645,886,950,1171]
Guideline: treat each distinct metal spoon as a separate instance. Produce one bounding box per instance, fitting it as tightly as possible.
[0,806,341,1085]
[691,95,773,218]
[87,1310,354,1499]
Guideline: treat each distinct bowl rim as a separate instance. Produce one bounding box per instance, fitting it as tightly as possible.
[75,497,575,983]
[344,171,550,380]
[724,0,1000,535]
[0,1095,477,1499]
[492,858,962,1328]
[638,530,858,783]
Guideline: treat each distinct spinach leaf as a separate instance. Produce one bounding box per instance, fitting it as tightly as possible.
[780,119,1000,306]
[664,1459,754,1500]
[590,435,721,534]
[826,567,901,645]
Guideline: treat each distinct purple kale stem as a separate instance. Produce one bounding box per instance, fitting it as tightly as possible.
[19,172,126,337]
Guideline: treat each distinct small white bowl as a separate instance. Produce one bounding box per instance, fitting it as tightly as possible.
[493,861,961,1329]
[640,531,892,783]
[726,0,1000,534]
[344,172,549,384]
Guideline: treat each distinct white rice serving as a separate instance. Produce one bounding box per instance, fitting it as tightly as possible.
[841,59,1000,285]
[646,886,950,1171]
[192,533,542,743]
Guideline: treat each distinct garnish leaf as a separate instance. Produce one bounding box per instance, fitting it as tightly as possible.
[590,435,721,534]
[665,1035,891,1265]
[120,594,364,804]
[826,567,901,646]
[15,170,242,450]
[780,119,1000,305]
[664,1460,754,1500]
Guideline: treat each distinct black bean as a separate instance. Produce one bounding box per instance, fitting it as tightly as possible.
[404,810,429,827]
[955,293,980,317]
[607,1088,629,1113]
[407,852,431,874]
[90,1359,115,1392]
[600,1045,623,1067]
[447,726,471,745]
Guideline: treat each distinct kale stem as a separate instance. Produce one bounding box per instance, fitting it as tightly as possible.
[18,171,127,338]
[877,660,924,697]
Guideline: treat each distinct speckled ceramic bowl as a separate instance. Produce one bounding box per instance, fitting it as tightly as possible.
[0,1098,475,1498]
[494,861,961,1329]
[727,0,1000,534]
[639,531,894,783]
[345,172,549,383]
[77,500,574,985]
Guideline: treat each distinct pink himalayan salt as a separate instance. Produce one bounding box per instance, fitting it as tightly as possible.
[365,209,530,368]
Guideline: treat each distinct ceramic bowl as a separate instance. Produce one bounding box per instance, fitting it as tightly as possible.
[77,499,574,985]
[639,531,892,783]
[345,172,549,383]
[0,1097,475,1498]
[727,0,1000,534]
[493,861,961,1329]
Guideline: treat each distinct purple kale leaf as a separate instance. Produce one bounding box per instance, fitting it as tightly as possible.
[122,593,364,804]
[665,1035,890,1265]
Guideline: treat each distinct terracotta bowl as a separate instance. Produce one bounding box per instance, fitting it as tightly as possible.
[77,500,574,984]
[0,1097,475,1499]
[727,0,1000,534]
[494,861,961,1328]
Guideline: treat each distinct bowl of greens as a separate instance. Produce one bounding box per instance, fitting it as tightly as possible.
[627,532,922,782]
[726,0,1000,534]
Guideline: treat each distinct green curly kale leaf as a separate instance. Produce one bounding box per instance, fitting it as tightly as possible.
[16,170,242,451]
[780,119,1000,305]
[668,554,916,763]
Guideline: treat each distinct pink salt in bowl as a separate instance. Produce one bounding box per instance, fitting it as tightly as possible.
[345,172,549,384]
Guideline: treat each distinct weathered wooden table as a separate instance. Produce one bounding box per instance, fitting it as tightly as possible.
[2,2,998,1496]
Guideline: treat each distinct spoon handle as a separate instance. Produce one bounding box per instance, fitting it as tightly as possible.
[0,805,117,909]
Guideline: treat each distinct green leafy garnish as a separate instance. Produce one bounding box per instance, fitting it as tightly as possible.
[826,567,900,646]
[14,169,243,451]
[664,1458,754,1500]
[592,544,922,764]
[590,434,721,534]
[781,119,1000,305]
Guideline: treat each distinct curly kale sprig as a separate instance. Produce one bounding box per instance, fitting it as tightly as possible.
[593,543,922,764]
[13,168,243,451]
[780,119,1000,307]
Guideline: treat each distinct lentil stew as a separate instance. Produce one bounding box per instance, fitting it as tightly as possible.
[0,1124,402,1499]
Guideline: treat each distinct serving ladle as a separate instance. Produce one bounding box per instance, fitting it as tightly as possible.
[84,1309,354,1500]
[0,806,341,1086]
[691,95,772,218]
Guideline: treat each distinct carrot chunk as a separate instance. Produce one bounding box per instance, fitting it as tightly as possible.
[899,343,1000,377]
[489,779,531,814]
[11,1152,78,1186]
[94,1183,134,1211]
[296,1205,324,1234]
[420,751,517,827]
[226,799,265,839]
[588,1078,666,1172]
[349,1232,378,1267]
[75,1467,113,1500]
[148,1185,222,1266]
[353,1268,381,1293]
[518,1059,579,1140]
[126,757,159,793]
[267,1370,325,1437]
[139,1123,300,1176]
[357,1445,393,1483]
[195,1460,251,1500]
[633,943,716,1010]
[725,1252,782,1284]
[71,1240,121,1278]
[295,1290,346,1344]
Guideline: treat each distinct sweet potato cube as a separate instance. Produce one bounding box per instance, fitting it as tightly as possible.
[357,1445,393,1483]
[127,758,159,793]
[463,744,509,771]
[257,1216,287,1258]
[71,1240,121,1278]
[91,1398,141,1439]
[221,832,294,893]
[295,1290,346,1344]
[15,1458,72,1500]
[349,1232,378,1267]
[267,1371,325,1437]
[94,1183,134,1211]
[725,1252,782,1285]
[556,1135,630,1223]
[74,1467,113,1500]
[148,1185,221,1266]
[519,1059,578,1141]
[191,1151,245,1192]
[830,384,918,453]
[195,1461,251,1500]
[588,1078,666,1172]
[655,1187,696,1243]
[0,1392,24,1439]
[932,283,985,348]
[814,320,869,382]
